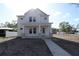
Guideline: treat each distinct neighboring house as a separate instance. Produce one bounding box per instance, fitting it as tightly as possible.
[17,8,52,38]
[75,29,79,35]
[0,28,14,37]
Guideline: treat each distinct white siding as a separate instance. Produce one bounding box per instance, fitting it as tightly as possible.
[21,9,49,24]
[17,9,51,38]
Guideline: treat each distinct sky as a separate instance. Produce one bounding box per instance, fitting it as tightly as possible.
[0,0,79,28]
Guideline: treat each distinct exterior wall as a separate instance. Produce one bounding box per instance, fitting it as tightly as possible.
[24,26,51,37]
[17,16,24,37]
[18,9,49,25]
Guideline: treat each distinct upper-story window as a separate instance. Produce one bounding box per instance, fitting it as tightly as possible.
[33,17,36,22]
[29,17,32,22]
[29,17,36,22]
[21,18,23,20]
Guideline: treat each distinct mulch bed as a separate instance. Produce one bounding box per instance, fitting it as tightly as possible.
[52,37,79,56]
[0,38,52,56]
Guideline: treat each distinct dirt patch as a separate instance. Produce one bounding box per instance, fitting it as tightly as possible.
[52,37,79,56]
[0,38,52,56]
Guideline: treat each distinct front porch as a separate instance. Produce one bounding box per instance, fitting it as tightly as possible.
[21,23,52,38]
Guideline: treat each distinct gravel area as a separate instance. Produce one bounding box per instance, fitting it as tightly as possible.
[0,38,52,56]
[52,37,79,56]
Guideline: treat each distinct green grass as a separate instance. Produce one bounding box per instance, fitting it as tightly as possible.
[0,37,5,39]
[0,37,12,43]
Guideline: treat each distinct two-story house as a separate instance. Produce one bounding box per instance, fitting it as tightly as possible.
[17,8,52,38]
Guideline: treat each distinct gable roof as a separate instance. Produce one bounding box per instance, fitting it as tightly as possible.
[36,8,49,16]
[17,15,24,17]
[24,9,34,15]
[24,8,49,16]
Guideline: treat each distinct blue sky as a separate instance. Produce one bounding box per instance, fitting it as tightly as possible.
[48,3,79,28]
[0,3,16,23]
[0,1,79,28]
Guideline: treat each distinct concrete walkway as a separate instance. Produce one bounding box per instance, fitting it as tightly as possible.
[43,39,71,56]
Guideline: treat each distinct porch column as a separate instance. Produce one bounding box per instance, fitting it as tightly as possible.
[39,25,41,34]
[49,25,52,37]
[23,26,25,36]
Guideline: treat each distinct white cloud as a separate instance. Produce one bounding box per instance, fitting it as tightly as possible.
[74,18,79,21]
[53,10,62,17]
[50,11,71,22]
[61,13,71,18]
[60,12,71,22]
[0,0,76,28]
[0,0,49,15]
[0,0,79,4]
[51,12,71,28]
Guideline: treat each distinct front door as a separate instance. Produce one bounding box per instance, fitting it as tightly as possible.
[40,27,46,37]
[28,27,37,36]
[41,27,45,34]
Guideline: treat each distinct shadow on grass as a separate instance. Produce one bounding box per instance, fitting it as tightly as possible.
[52,37,79,56]
[0,37,52,56]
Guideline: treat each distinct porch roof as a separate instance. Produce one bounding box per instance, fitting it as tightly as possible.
[22,23,52,27]
[0,28,14,30]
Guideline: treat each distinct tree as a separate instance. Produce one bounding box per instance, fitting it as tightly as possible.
[4,20,17,28]
[0,23,4,28]
[4,20,17,31]
[77,24,79,29]
[59,21,73,33]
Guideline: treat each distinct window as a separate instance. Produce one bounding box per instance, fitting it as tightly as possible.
[44,17,47,20]
[33,17,36,22]
[33,27,36,34]
[42,28,45,33]
[21,18,23,20]
[29,17,36,22]
[20,28,23,30]
[29,28,32,34]
[29,17,32,22]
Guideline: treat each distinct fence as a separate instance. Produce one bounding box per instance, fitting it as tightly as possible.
[6,31,17,37]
